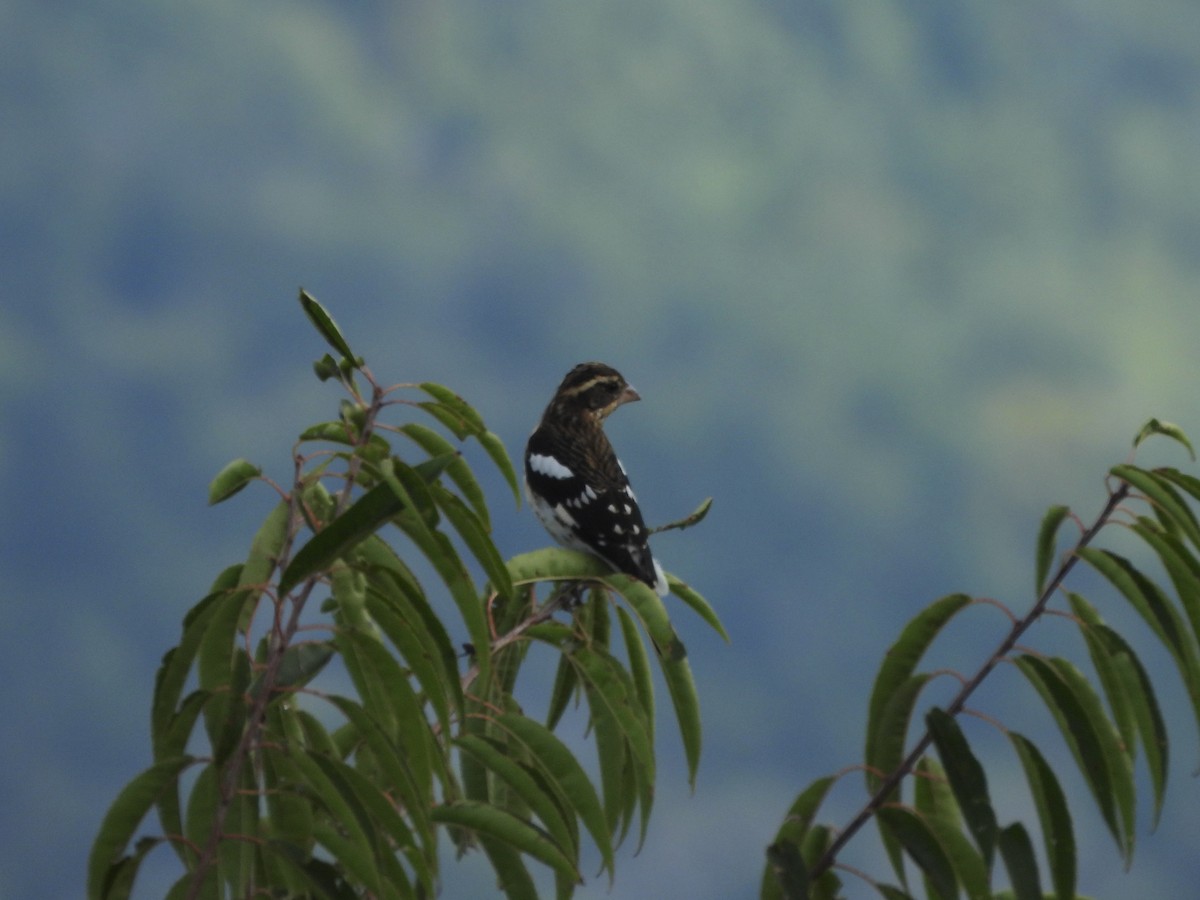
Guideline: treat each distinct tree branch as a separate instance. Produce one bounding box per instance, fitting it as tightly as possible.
[809,481,1131,880]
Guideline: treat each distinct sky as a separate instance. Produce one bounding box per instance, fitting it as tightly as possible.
[5,1,1200,898]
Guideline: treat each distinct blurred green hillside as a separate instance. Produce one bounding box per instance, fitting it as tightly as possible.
[4,1,1200,897]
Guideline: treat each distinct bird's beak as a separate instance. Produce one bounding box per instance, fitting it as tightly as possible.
[620,385,641,405]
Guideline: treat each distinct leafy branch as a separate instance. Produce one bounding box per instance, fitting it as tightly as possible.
[764,424,1200,900]
[87,291,725,900]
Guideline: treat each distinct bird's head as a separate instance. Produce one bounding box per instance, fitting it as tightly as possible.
[551,362,640,423]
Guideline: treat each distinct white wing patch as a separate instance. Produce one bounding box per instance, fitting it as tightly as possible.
[529,452,574,480]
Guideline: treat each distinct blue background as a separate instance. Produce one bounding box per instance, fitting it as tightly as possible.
[5,1,1200,896]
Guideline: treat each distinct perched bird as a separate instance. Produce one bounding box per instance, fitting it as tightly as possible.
[525,362,668,596]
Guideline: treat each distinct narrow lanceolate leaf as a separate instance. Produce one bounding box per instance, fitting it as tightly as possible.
[866,594,973,788]
[1132,418,1196,459]
[545,653,579,731]
[1130,517,1200,673]
[454,735,577,865]
[495,713,615,881]
[1069,591,1169,824]
[996,823,1043,900]
[1110,464,1200,549]
[430,482,513,601]
[508,548,691,658]
[1014,655,1132,863]
[572,645,654,774]
[279,483,403,597]
[152,583,229,761]
[249,641,334,704]
[1078,546,1200,761]
[914,757,989,900]
[207,458,262,505]
[1010,734,1074,900]
[869,672,932,886]
[87,756,194,900]
[665,576,730,642]
[763,839,809,900]
[419,382,487,436]
[384,465,492,688]
[433,802,581,884]
[1034,505,1070,595]
[661,648,703,790]
[479,429,522,504]
[617,606,655,727]
[876,806,958,900]
[399,423,488,525]
[299,289,357,363]
[926,709,998,872]
[760,776,836,900]
[288,750,385,895]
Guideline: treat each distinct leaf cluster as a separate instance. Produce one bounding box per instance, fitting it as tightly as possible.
[88,291,725,900]
[763,426,1200,899]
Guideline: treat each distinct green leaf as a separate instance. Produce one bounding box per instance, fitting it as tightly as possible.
[1132,418,1196,459]
[288,750,385,896]
[152,584,229,762]
[1078,546,1200,763]
[653,496,713,533]
[571,645,654,774]
[866,594,973,790]
[299,289,357,363]
[88,756,194,900]
[479,429,522,505]
[509,548,688,660]
[617,605,655,726]
[250,641,334,704]
[877,806,958,900]
[912,763,988,900]
[207,458,262,505]
[430,482,513,601]
[760,775,836,900]
[913,757,988,900]
[337,628,435,792]
[432,802,580,884]
[868,673,931,885]
[763,838,809,900]
[279,483,404,597]
[196,591,254,757]
[1014,655,1132,863]
[997,823,1042,900]
[495,713,615,880]
[365,580,456,742]
[1130,517,1200,679]
[299,422,392,460]
[454,735,577,865]
[1110,465,1200,549]
[399,423,489,524]
[92,835,163,900]
[545,652,579,731]
[660,649,703,791]
[1069,591,1169,825]
[476,836,538,900]
[1035,505,1070,594]
[1008,734,1075,900]
[665,575,730,642]
[926,709,998,872]
[419,382,487,434]
[381,462,492,688]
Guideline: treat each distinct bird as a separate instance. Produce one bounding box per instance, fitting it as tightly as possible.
[525,362,668,596]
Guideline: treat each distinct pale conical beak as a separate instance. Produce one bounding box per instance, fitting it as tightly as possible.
[620,385,641,405]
